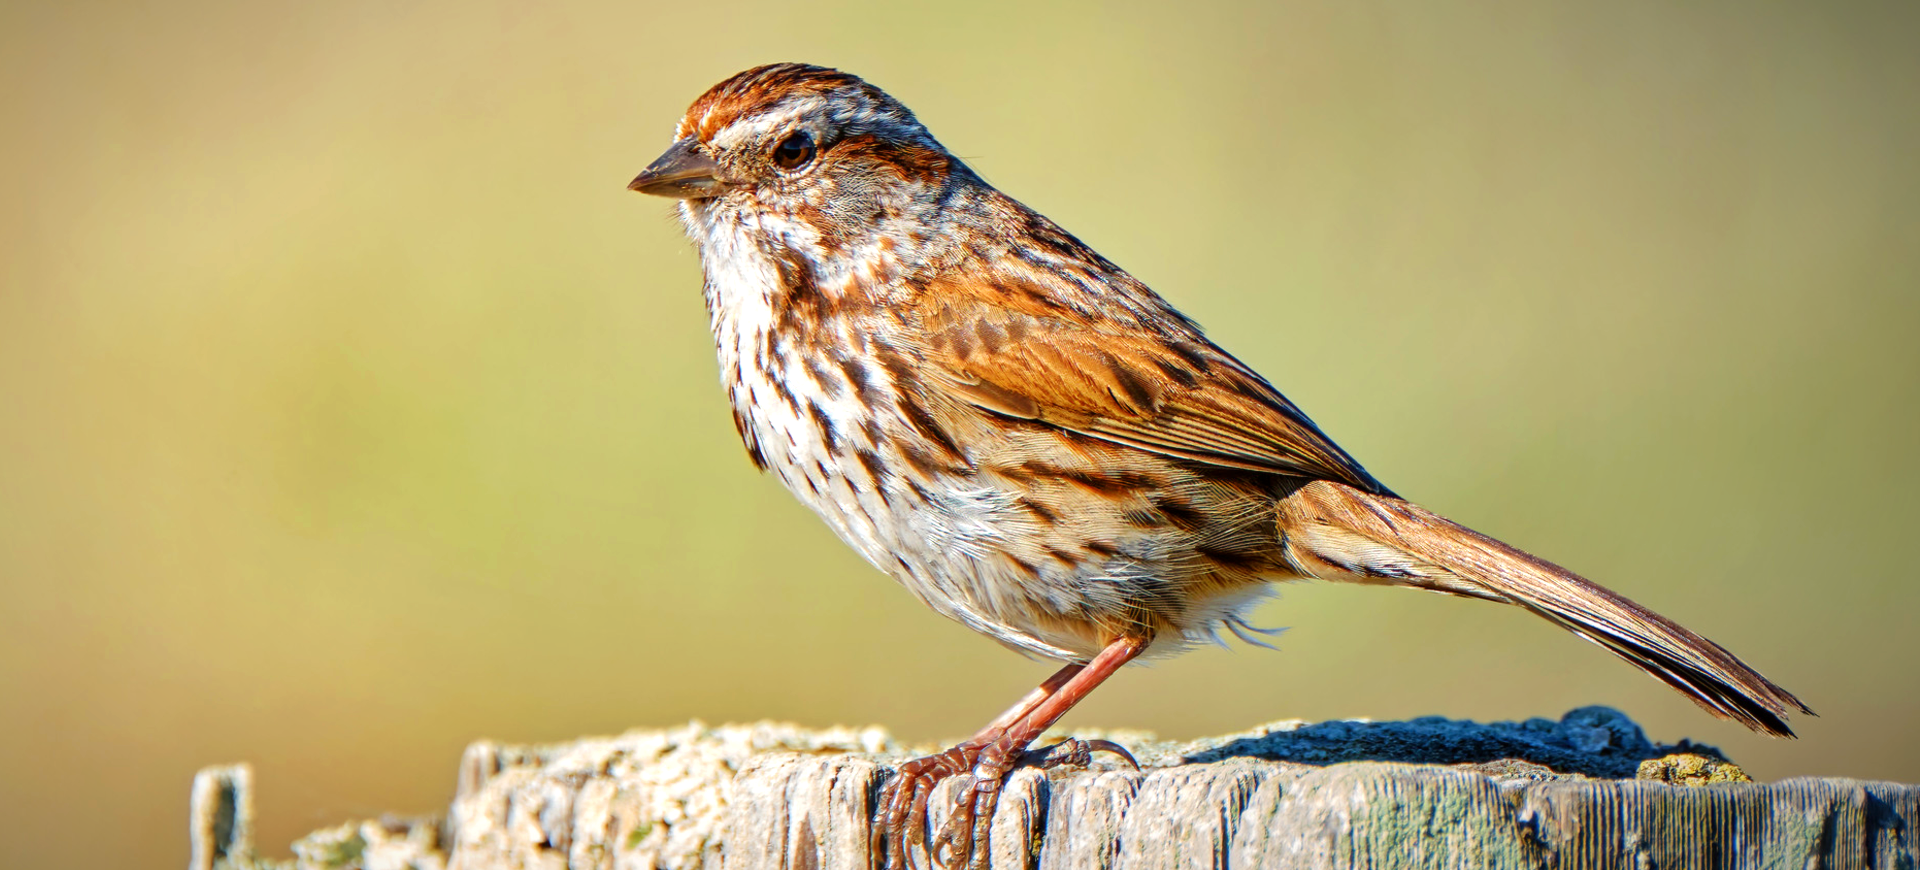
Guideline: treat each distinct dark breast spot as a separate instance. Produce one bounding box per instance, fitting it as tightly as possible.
[802,353,844,400]
[731,408,769,471]
[854,447,890,486]
[764,364,799,412]
[903,476,933,503]
[900,444,963,477]
[897,396,966,461]
[807,401,840,453]
[835,353,882,406]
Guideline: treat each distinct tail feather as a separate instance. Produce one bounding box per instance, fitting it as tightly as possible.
[1276,480,1814,737]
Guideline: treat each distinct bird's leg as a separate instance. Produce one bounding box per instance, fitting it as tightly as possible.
[928,636,1148,870]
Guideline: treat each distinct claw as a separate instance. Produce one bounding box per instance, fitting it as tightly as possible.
[1083,738,1141,770]
[1026,737,1140,771]
[929,774,1002,870]
[928,788,964,867]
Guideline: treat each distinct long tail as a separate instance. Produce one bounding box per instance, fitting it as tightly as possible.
[1275,480,1813,737]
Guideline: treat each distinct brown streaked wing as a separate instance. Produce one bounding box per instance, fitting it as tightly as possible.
[909,273,1391,495]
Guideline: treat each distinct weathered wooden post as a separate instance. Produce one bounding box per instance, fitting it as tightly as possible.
[188,709,1920,869]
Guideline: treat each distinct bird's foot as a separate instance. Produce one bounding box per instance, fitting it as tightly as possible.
[871,740,982,870]
[871,735,1137,870]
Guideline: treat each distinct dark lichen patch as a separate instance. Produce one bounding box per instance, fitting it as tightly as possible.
[1183,706,1723,781]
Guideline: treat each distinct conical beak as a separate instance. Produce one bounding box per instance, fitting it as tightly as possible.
[628,139,728,199]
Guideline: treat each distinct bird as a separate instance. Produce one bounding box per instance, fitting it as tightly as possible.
[626,62,1811,868]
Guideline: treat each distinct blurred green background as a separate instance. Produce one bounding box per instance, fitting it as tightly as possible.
[3,0,1917,866]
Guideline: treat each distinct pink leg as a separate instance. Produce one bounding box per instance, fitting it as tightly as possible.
[933,637,1147,868]
[972,663,1084,740]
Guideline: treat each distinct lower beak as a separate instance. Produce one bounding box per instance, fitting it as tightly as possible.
[628,139,727,199]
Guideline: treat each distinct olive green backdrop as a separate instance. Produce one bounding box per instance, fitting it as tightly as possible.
[3,1,1916,867]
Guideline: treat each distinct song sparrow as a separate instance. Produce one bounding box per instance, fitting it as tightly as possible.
[628,63,1811,868]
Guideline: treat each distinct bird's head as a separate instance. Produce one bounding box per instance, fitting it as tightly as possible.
[630,63,967,262]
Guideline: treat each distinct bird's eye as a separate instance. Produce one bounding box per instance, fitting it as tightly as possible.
[772,132,816,170]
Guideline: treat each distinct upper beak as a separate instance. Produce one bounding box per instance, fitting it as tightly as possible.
[628,139,727,199]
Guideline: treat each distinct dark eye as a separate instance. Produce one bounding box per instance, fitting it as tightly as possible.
[772,132,815,170]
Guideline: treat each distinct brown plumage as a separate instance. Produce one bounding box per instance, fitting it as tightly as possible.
[628,62,1812,869]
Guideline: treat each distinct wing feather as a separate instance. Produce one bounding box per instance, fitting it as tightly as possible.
[909,271,1389,494]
